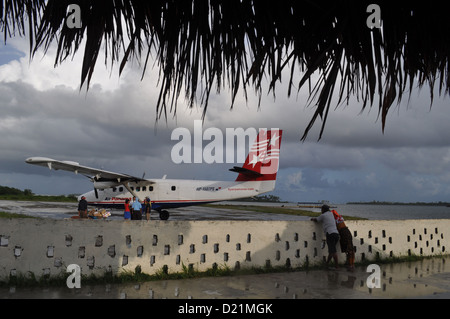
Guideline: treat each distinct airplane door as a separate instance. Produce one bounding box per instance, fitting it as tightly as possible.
[166,184,179,200]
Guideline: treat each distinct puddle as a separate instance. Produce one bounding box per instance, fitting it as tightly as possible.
[2,257,449,299]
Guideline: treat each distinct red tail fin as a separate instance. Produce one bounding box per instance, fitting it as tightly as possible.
[230,129,282,181]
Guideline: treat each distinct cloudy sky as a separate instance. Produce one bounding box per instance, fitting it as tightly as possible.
[1,33,450,204]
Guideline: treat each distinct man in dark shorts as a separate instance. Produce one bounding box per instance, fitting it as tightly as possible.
[311,205,340,269]
[78,196,88,218]
[332,210,355,271]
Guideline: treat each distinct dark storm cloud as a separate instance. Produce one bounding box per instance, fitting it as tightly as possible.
[2,36,450,202]
[0,80,176,175]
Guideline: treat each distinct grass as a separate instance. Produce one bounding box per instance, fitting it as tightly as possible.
[0,264,233,288]
[0,211,37,219]
[203,203,367,220]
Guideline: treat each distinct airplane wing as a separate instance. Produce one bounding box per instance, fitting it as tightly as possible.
[25,157,153,184]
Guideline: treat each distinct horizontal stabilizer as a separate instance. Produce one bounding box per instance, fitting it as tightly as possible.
[229,166,263,177]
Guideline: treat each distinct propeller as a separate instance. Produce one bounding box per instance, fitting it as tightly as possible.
[83,174,99,199]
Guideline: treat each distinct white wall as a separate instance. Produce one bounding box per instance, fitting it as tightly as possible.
[0,218,449,279]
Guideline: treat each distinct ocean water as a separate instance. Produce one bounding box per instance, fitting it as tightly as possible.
[222,201,450,220]
[328,204,450,220]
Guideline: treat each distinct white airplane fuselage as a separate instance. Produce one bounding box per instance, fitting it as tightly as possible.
[81,179,276,210]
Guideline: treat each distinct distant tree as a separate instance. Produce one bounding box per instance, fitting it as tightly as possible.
[253,195,281,202]
[0,186,22,196]
[23,189,34,196]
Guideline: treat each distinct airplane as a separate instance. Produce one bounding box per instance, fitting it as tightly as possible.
[25,129,282,220]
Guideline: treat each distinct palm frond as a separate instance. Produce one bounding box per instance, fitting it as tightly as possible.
[1,0,449,140]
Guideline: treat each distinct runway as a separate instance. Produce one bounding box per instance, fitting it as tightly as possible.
[0,200,311,221]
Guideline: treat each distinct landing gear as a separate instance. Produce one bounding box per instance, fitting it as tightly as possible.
[159,210,170,220]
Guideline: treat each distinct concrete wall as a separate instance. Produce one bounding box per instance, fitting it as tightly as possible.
[0,218,449,280]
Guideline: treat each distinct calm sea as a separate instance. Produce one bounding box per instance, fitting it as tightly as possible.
[224,201,450,220]
[331,204,450,220]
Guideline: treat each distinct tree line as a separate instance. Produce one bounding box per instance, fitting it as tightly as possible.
[0,185,77,202]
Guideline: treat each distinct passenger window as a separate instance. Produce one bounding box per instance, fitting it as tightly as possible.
[149,186,153,192]
[136,187,140,192]
[112,187,117,192]
[142,186,146,191]
[171,186,176,191]
[119,187,123,192]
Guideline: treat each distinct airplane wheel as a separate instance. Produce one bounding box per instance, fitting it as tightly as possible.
[159,210,169,220]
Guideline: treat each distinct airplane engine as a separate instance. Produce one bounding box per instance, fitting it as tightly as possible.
[93,181,121,189]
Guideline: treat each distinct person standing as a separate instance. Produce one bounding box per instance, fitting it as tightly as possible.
[144,197,152,221]
[124,198,131,220]
[78,196,88,218]
[311,205,340,269]
[332,209,355,271]
[131,196,142,220]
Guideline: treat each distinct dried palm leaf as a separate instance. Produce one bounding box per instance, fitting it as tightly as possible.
[1,0,449,140]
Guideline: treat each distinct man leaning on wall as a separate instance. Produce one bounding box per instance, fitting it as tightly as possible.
[311,205,340,269]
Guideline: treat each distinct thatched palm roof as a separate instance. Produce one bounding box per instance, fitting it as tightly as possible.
[1,1,449,139]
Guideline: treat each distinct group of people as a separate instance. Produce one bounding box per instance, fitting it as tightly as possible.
[124,196,153,221]
[78,195,153,221]
[311,204,355,271]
